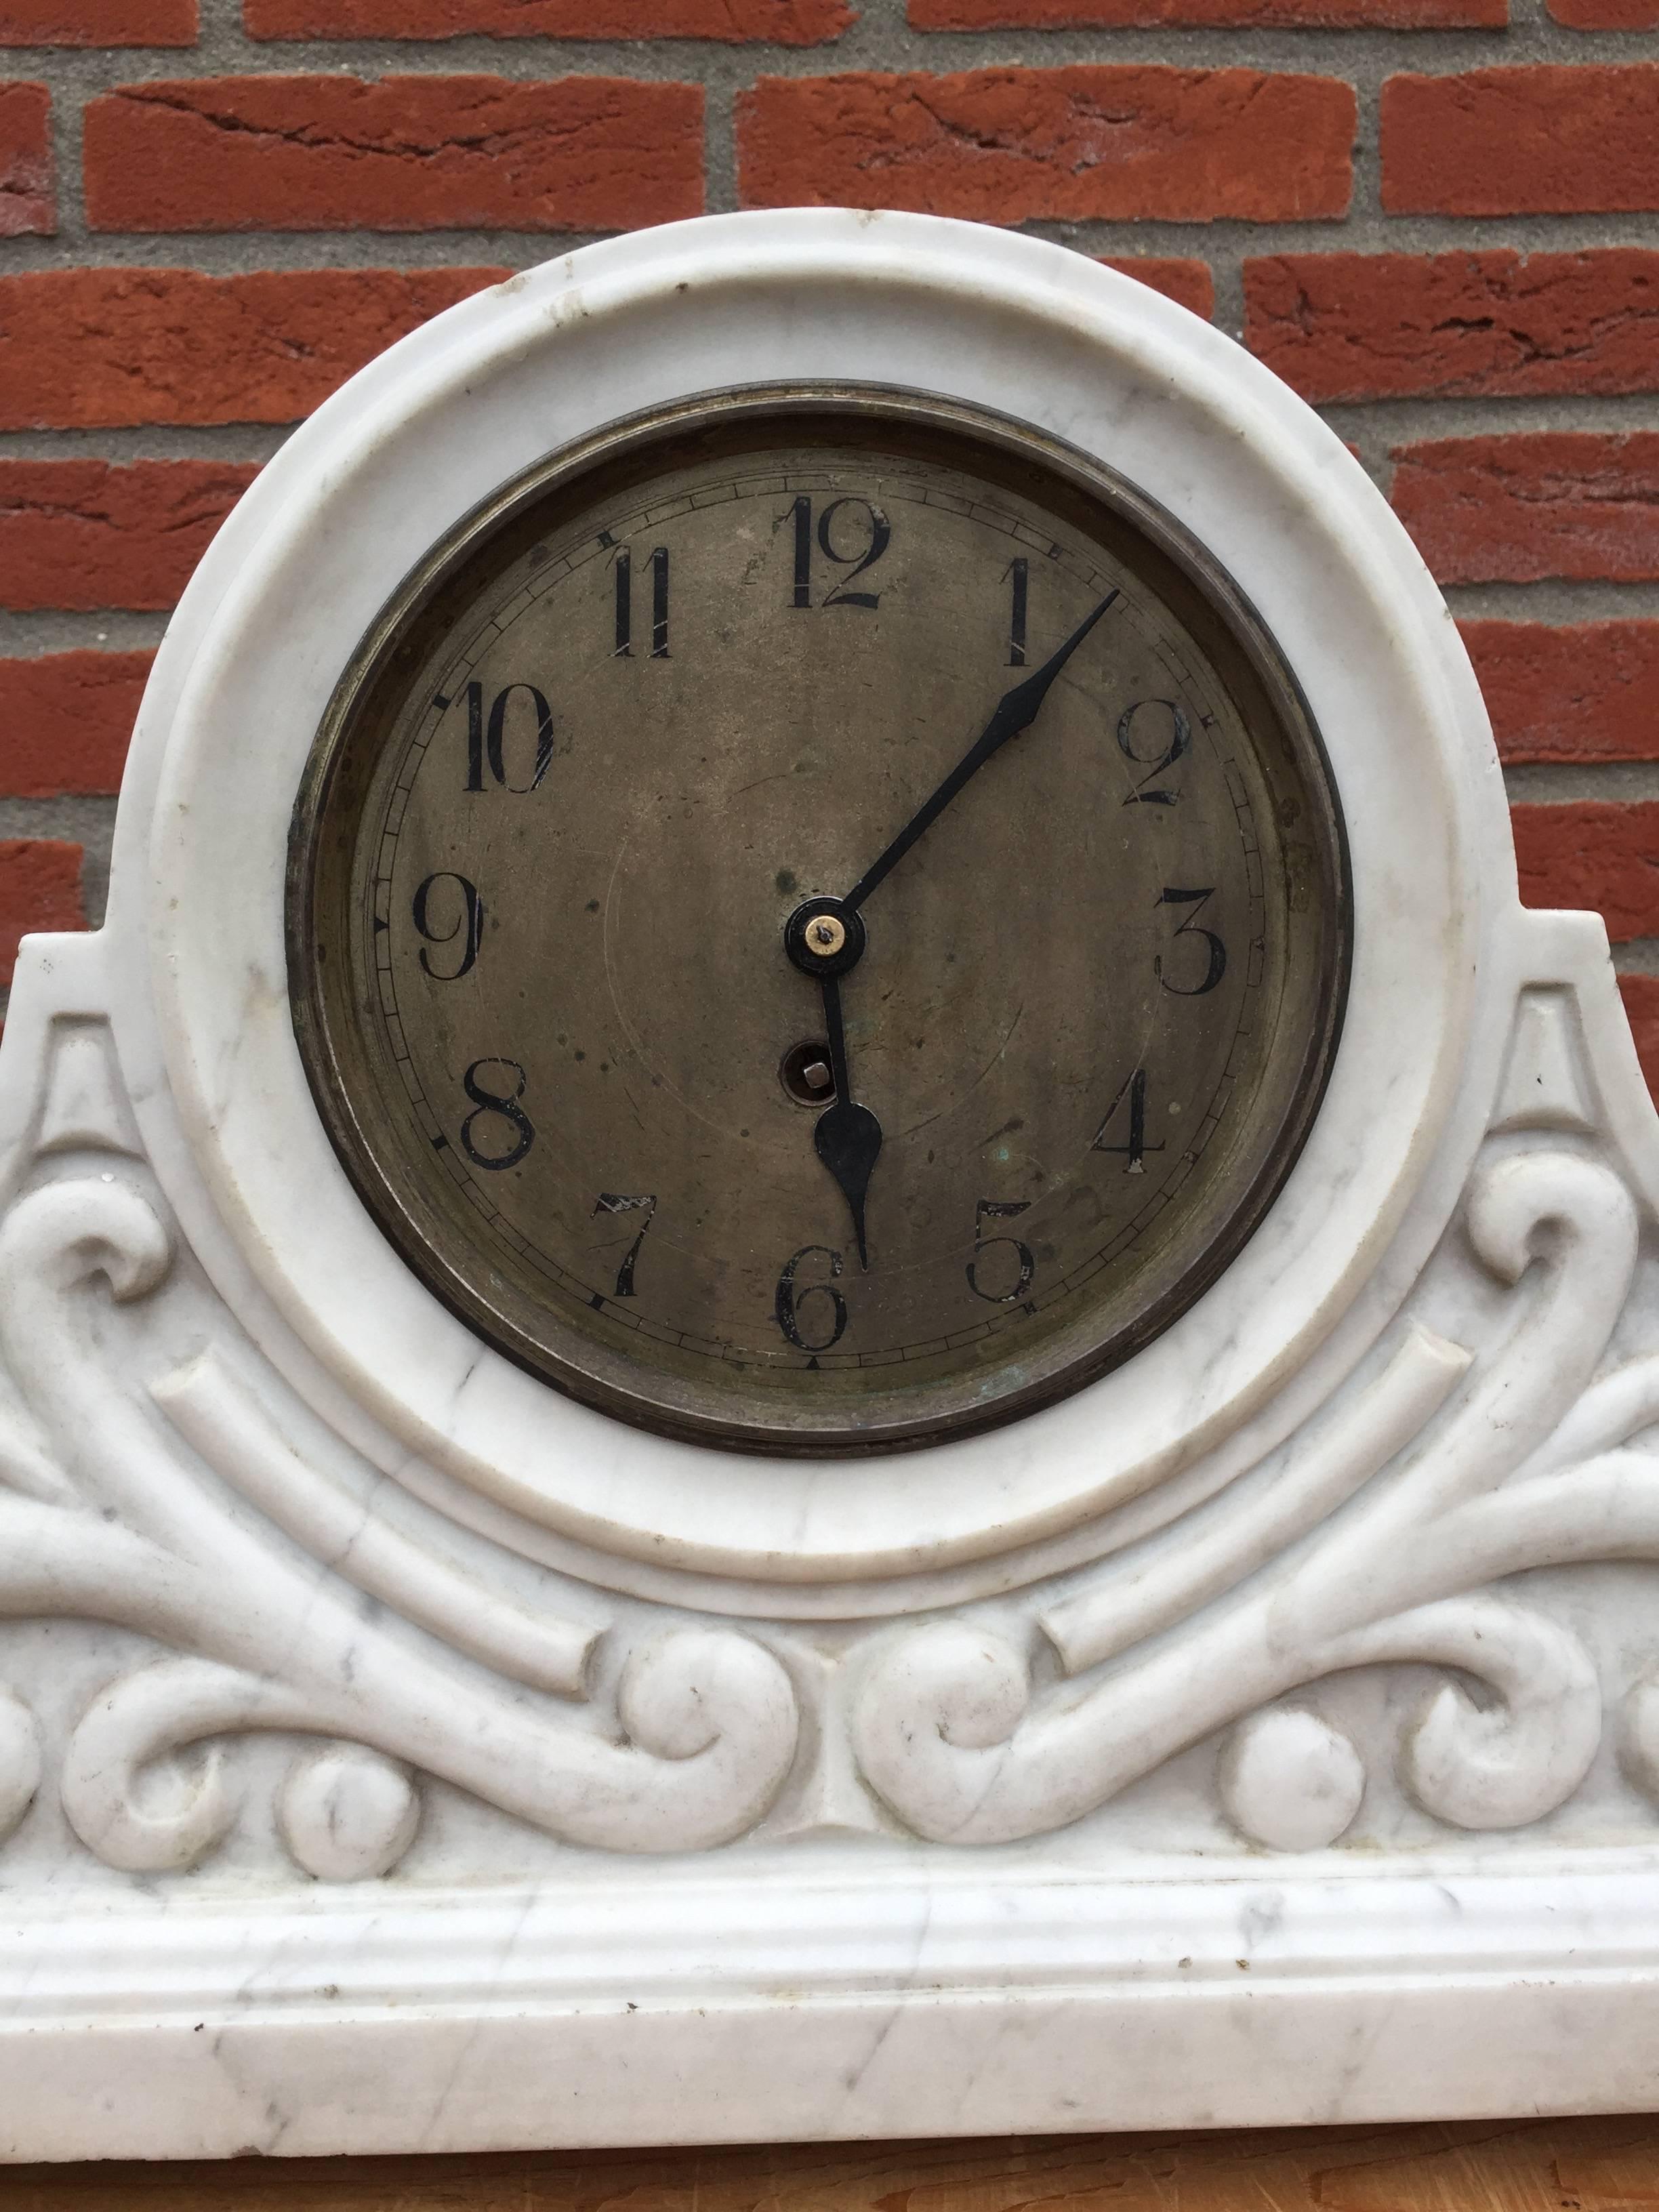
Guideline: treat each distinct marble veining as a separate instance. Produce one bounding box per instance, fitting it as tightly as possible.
[2,209,1658,2160]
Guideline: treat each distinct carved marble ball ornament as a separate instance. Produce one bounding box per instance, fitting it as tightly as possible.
[3,211,1658,2160]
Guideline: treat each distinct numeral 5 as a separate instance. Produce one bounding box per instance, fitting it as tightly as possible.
[966,1199,1035,1305]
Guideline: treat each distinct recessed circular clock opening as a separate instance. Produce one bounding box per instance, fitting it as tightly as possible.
[289,386,1351,1457]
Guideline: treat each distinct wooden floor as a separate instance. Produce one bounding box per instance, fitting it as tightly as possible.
[4,2118,1658,2211]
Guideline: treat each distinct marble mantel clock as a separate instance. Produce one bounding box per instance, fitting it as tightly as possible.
[2,211,1658,2161]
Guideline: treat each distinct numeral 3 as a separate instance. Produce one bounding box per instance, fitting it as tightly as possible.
[1155,886,1227,996]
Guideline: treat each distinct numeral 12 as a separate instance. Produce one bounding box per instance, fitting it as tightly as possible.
[786,497,890,610]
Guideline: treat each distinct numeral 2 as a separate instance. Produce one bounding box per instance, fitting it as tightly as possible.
[464,681,554,794]
[614,546,669,659]
[1092,1067,1164,1174]
[411,871,483,982]
[593,1191,656,1297]
[787,496,891,610]
[1156,887,1227,997]
[1118,699,1190,807]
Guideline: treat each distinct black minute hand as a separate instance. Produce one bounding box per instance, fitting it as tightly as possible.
[844,591,1119,913]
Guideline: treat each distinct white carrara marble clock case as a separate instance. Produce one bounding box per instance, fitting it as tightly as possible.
[3,207,1659,2160]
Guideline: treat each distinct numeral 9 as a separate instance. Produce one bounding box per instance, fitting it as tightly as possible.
[411,871,483,981]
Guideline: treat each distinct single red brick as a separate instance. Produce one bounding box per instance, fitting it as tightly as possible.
[0,840,82,985]
[0,268,508,431]
[1513,802,1659,940]
[0,81,50,236]
[1102,257,1214,318]
[84,75,703,234]
[1246,251,1659,403]
[1382,66,1659,216]
[737,68,1353,224]
[0,460,256,613]
[916,0,1497,24]
[0,651,151,795]
[1462,622,1659,764]
[1393,435,1659,586]
[247,0,849,38]
[1618,974,1659,1103]
[1551,0,1659,22]
[1,0,194,41]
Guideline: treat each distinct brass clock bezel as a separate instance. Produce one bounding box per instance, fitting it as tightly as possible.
[288,383,1352,1458]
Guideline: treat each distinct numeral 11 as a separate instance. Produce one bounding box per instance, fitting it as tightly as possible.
[614,546,669,658]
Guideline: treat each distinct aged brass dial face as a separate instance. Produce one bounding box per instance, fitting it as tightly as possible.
[292,390,1349,1455]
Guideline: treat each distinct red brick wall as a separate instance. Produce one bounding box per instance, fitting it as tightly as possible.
[1,0,1656,1080]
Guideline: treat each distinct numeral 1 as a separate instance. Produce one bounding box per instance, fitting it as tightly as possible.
[1006,558,1028,666]
[1093,1067,1164,1174]
[614,546,670,659]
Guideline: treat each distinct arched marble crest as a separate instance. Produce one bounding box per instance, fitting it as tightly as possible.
[1,211,1658,2161]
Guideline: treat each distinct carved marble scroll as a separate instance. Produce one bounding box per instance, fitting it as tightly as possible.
[3,959,1659,1868]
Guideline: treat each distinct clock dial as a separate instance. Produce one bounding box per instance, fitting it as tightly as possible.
[292,390,1349,1454]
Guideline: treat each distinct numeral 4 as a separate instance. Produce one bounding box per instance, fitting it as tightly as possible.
[1093,1067,1164,1173]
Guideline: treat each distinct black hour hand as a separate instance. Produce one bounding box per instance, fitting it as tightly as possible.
[814,972,882,1270]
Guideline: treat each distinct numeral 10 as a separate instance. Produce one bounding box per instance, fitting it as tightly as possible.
[464,681,554,794]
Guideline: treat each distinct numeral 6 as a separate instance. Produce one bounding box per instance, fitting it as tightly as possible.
[775,1244,848,1352]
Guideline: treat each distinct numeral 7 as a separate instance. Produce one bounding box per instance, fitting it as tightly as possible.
[593,1191,657,1297]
